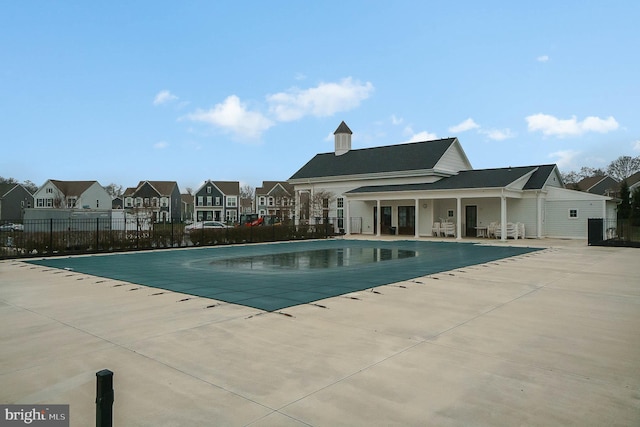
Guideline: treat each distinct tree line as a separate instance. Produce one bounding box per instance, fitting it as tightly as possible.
[561,155,640,183]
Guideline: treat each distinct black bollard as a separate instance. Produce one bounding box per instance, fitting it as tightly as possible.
[96,369,114,427]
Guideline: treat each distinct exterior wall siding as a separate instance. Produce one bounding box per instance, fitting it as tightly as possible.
[544,200,603,238]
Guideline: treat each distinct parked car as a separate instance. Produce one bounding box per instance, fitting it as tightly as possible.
[0,223,24,232]
[185,221,230,232]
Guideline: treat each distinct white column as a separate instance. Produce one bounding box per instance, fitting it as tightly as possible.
[456,197,462,240]
[376,199,381,237]
[536,191,543,238]
[345,199,351,235]
[294,190,300,226]
[500,195,507,241]
[414,198,420,238]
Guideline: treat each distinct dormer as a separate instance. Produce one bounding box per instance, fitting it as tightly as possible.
[334,121,352,156]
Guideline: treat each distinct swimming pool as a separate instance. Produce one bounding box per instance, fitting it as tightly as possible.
[28,240,541,311]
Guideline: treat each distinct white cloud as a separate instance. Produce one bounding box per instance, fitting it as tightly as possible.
[184,95,274,139]
[153,90,178,106]
[402,130,438,143]
[480,128,516,141]
[634,140,640,152]
[391,114,404,125]
[449,118,480,133]
[537,55,550,62]
[153,141,169,149]
[549,149,580,169]
[526,113,619,137]
[267,77,374,122]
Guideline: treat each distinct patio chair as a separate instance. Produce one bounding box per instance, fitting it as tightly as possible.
[517,223,525,239]
[506,222,518,239]
[443,222,455,237]
[487,222,497,238]
[432,222,440,237]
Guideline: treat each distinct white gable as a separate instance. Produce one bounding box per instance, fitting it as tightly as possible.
[433,139,472,173]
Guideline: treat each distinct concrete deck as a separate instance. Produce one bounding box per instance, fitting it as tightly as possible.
[1,237,639,426]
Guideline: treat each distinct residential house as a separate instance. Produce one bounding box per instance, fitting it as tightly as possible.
[193,180,240,223]
[575,175,620,198]
[0,183,34,222]
[32,180,111,210]
[288,121,616,240]
[255,181,295,220]
[112,197,124,210]
[626,171,640,195]
[123,181,181,222]
[181,193,195,223]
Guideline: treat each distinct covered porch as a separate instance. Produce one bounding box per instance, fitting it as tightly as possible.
[343,188,545,241]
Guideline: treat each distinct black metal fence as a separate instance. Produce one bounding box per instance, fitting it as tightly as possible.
[0,217,345,259]
[588,218,640,247]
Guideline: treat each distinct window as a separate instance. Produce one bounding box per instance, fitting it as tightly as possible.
[569,209,578,219]
[144,197,150,207]
[67,197,77,208]
[215,197,221,206]
[126,198,132,208]
[206,196,212,206]
[46,188,53,193]
[448,209,454,218]
[268,197,274,206]
[337,197,344,228]
[96,200,99,208]
[259,196,266,206]
[226,196,237,207]
[207,186,212,194]
[46,198,52,207]
[136,197,142,207]
[37,198,44,207]
[197,196,203,206]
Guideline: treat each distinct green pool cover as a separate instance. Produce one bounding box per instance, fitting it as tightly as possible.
[27,240,541,312]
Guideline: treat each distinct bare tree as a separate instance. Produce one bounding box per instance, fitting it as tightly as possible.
[240,184,254,200]
[240,184,255,214]
[104,183,123,197]
[309,190,335,223]
[22,180,38,194]
[607,155,640,181]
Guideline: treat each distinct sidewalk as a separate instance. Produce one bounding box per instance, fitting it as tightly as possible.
[1,238,638,426]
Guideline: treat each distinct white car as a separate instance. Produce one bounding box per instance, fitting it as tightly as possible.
[185,221,230,232]
[0,223,24,232]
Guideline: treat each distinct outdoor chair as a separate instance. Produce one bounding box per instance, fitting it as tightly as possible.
[443,222,455,237]
[432,222,440,237]
[487,222,497,238]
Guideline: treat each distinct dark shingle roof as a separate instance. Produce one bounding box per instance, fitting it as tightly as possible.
[256,181,294,196]
[0,183,17,197]
[346,165,557,194]
[334,121,352,135]
[289,138,457,180]
[50,180,98,196]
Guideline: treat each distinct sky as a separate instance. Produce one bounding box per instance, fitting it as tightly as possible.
[1,1,639,192]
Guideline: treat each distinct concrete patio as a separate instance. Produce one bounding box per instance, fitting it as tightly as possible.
[1,237,639,426]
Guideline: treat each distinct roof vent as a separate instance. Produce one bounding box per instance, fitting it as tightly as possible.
[334,121,352,156]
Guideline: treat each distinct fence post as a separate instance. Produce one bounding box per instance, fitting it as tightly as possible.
[96,218,100,251]
[171,219,174,247]
[49,218,53,252]
[96,369,114,427]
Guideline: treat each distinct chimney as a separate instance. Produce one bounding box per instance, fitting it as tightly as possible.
[334,121,352,156]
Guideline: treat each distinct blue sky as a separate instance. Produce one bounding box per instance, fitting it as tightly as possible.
[1,1,638,192]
